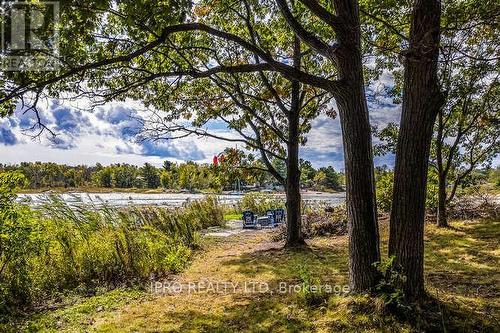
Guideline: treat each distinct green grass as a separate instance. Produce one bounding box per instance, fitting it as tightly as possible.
[0,288,150,333]
[2,219,499,332]
[223,213,241,221]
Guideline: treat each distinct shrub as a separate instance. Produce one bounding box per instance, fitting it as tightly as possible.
[375,169,439,213]
[425,170,439,212]
[375,171,393,213]
[0,172,44,311]
[373,256,409,311]
[303,205,348,238]
[237,192,285,215]
[272,205,348,241]
[0,187,223,314]
[297,266,329,306]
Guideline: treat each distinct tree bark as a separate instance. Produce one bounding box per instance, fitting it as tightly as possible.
[285,121,303,246]
[437,173,448,227]
[285,34,305,247]
[436,109,448,227]
[389,0,444,300]
[334,0,380,292]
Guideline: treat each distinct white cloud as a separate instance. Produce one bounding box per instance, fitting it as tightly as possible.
[0,72,409,169]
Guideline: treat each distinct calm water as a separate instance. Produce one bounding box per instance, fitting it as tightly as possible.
[18,191,346,208]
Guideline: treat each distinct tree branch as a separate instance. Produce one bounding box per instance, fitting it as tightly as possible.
[297,0,341,31]
[275,0,338,62]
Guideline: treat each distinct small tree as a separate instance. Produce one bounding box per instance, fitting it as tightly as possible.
[141,163,161,189]
[299,159,317,188]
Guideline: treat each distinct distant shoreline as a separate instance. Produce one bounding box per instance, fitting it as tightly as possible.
[19,187,345,195]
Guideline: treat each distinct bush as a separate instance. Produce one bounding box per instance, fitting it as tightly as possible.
[448,192,499,220]
[272,205,348,241]
[303,205,348,238]
[0,172,44,311]
[182,195,225,229]
[425,170,439,212]
[373,256,409,311]
[0,184,223,314]
[375,171,393,213]
[237,192,285,215]
[375,169,439,213]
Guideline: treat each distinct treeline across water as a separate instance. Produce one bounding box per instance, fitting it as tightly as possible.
[0,158,345,192]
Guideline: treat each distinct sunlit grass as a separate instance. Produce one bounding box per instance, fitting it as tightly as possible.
[223,213,241,221]
[2,219,498,332]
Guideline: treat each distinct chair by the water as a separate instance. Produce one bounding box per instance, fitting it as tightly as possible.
[275,208,285,224]
[263,209,276,227]
[242,210,258,229]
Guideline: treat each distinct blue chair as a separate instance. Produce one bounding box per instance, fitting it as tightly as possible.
[242,211,258,229]
[263,209,276,227]
[275,208,285,224]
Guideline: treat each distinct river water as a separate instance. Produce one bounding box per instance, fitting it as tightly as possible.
[18,191,346,208]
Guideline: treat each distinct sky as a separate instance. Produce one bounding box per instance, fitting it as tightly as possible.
[0,74,400,170]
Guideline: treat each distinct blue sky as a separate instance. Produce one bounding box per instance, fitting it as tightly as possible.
[0,75,401,170]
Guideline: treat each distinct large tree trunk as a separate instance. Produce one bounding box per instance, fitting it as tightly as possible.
[285,35,304,247]
[285,131,303,246]
[389,0,444,300]
[334,0,380,292]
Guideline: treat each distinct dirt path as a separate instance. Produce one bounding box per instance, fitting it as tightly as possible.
[10,219,499,332]
[92,228,349,332]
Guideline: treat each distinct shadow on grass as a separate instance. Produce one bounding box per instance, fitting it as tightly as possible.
[401,293,498,332]
[163,297,314,333]
[424,219,499,300]
[222,240,349,283]
[164,236,498,332]
[4,220,499,332]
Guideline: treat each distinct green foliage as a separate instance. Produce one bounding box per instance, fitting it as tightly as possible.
[299,159,317,187]
[375,167,393,213]
[160,170,174,189]
[375,167,439,213]
[95,167,113,188]
[0,172,42,311]
[314,166,343,191]
[0,187,223,313]
[373,256,409,311]
[300,161,343,191]
[181,195,225,229]
[141,163,160,189]
[373,123,399,156]
[297,266,328,307]
[237,192,285,215]
[490,166,500,188]
[0,160,268,192]
[0,159,340,193]
[425,170,439,212]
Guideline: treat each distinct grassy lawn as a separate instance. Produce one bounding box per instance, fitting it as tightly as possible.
[223,213,242,221]
[2,219,498,332]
